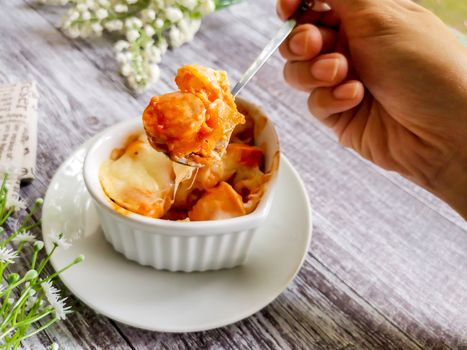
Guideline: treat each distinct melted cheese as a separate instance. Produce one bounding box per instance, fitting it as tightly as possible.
[100,135,174,218]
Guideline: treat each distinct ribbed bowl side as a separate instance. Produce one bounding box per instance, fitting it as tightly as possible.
[97,207,257,272]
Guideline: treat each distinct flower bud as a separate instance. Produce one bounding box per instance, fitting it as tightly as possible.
[34,240,45,251]
[7,273,20,284]
[24,270,38,281]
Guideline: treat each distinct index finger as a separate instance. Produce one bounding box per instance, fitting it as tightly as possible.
[276,0,301,20]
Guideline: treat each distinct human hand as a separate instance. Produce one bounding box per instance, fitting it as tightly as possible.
[277,0,467,218]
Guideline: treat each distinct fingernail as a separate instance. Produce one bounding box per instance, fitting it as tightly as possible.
[311,58,339,82]
[313,0,332,12]
[289,31,309,56]
[333,83,359,100]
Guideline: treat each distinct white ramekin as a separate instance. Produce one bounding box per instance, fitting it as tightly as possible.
[83,98,280,272]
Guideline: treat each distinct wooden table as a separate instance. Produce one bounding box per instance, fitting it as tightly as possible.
[1,1,467,349]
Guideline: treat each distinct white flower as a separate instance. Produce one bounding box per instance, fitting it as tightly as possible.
[13,231,36,244]
[149,64,160,82]
[179,0,197,10]
[0,247,18,264]
[116,52,127,63]
[126,29,140,42]
[144,25,155,37]
[95,8,108,19]
[92,22,103,34]
[50,342,59,350]
[65,27,81,38]
[49,232,71,249]
[127,0,138,3]
[169,26,184,47]
[199,0,215,15]
[67,10,80,22]
[146,46,161,63]
[76,3,88,11]
[125,17,143,28]
[105,20,123,31]
[98,0,109,6]
[7,196,26,211]
[165,7,183,22]
[143,9,156,21]
[81,11,91,21]
[120,64,132,76]
[41,281,70,320]
[114,4,128,13]
[114,40,129,52]
[154,18,164,29]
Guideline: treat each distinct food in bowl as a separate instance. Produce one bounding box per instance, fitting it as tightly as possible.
[84,66,280,271]
[142,65,245,166]
[100,100,273,221]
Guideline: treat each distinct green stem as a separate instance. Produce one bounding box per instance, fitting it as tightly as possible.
[36,245,57,275]
[14,316,57,343]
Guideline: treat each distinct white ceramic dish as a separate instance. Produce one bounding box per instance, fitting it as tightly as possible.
[42,137,312,332]
[83,99,280,272]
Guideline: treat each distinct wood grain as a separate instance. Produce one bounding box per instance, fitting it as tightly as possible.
[0,0,465,349]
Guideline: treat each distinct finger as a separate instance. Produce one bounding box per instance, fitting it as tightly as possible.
[307,80,365,125]
[284,53,348,91]
[277,0,301,20]
[279,24,338,61]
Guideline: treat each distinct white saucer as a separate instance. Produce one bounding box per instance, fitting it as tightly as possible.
[42,137,312,332]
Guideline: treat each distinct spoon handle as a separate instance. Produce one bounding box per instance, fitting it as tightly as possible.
[231,0,315,97]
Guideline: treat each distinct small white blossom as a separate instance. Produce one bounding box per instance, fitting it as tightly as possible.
[114,40,129,52]
[42,281,70,320]
[13,231,36,244]
[98,0,109,6]
[179,0,197,11]
[81,11,91,20]
[126,29,140,42]
[169,26,184,47]
[49,232,71,250]
[120,64,132,76]
[67,10,80,22]
[146,46,162,63]
[125,17,143,28]
[0,247,18,264]
[76,3,88,11]
[65,27,81,38]
[116,52,127,63]
[149,64,160,82]
[105,20,123,31]
[165,7,183,22]
[92,22,103,34]
[143,9,156,21]
[50,343,59,350]
[114,4,128,13]
[199,0,215,15]
[154,18,164,29]
[127,0,138,3]
[7,196,26,211]
[144,25,155,37]
[95,8,108,19]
